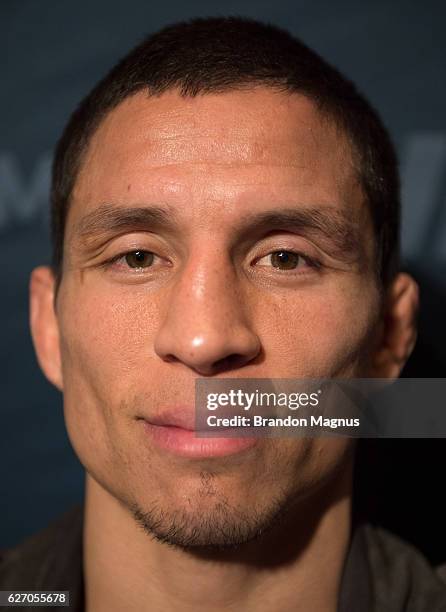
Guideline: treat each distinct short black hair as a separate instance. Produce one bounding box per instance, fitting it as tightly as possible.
[51,16,400,286]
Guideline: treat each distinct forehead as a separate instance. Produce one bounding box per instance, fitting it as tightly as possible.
[70,87,365,232]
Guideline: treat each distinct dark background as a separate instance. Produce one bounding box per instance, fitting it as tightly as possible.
[1,1,445,562]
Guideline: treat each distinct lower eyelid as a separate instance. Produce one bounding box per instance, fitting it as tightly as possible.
[120,255,162,268]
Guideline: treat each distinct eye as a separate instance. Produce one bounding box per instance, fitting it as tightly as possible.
[124,250,155,269]
[256,250,312,270]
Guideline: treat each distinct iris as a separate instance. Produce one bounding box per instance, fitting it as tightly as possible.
[270,251,300,270]
[125,251,154,268]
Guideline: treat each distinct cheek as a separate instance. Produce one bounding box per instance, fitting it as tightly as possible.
[56,285,166,481]
[258,280,379,376]
[58,286,163,395]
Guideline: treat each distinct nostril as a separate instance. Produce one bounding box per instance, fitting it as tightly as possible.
[163,354,179,364]
[213,354,246,373]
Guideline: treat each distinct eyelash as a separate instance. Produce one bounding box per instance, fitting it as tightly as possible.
[255,251,321,272]
[102,250,164,271]
[101,249,322,274]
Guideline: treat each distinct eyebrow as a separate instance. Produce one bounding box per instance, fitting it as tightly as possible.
[72,204,180,243]
[235,208,362,258]
[72,203,362,259]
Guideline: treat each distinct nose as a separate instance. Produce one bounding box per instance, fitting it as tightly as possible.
[154,255,261,376]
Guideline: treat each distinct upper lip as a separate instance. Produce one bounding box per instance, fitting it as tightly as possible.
[143,406,196,431]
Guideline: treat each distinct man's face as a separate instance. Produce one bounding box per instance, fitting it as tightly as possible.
[52,88,381,546]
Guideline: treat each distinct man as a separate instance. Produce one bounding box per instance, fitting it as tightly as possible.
[1,16,445,612]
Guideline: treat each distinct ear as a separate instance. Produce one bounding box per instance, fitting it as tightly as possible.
[370,273,419,378]
[29,266,63,391]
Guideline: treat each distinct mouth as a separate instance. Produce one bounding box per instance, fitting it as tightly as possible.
[138,405,258,459]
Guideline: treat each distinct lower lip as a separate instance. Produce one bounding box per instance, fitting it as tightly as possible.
[141,421,258,458]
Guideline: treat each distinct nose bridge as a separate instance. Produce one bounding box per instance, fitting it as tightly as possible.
[186,248,237,319]
[154,245,260,374]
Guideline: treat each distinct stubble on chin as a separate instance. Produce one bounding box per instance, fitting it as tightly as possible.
[127,468,292,551]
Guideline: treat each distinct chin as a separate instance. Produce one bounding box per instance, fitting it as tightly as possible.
[128,489,290,550]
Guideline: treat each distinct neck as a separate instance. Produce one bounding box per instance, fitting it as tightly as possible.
[83,463,353,612]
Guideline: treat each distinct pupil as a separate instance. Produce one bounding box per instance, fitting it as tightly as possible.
[126,251,153,268]
[271,251,299,269]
